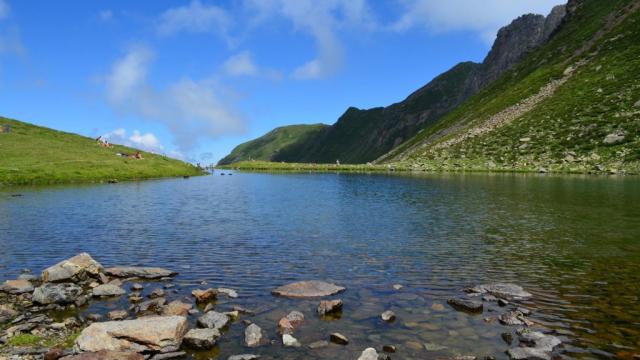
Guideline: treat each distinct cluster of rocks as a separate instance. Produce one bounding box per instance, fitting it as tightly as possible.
[443,283,562,360]
[2,254,565,360]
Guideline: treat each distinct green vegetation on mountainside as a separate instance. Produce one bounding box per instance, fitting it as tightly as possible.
[385,0,640,174]
[0,117,203,185]
[218,124,328,165]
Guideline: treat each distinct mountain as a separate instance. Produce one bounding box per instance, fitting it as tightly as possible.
[262,4,567,164]
[383,0,640,174]
[0,116,203,185]
[217,124,328,165]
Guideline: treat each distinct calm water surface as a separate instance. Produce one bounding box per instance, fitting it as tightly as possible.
[1,172,639,359]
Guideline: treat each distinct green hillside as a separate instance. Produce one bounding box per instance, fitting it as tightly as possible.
[0,117,204,185]
[218,124,328,165]
[383,0,640,174]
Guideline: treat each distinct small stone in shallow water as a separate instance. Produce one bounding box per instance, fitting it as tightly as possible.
[162,301,192,317]
[149,288,165,299]
[0,279,34,294]
[86,313,103,322]
[282,334,301,347]
[424,342,447,351]
[381,310,396,322]
[317,299,343,316]
[447,298,483,313]
[183,328,220,349]
[431,303,445,311]
[192,288,217,303]
[308,340,329,349]
[466,283,532,299]
[245,323,265,347]
[107,310,128,321]
[232,305,255,315]
[227,355,259,360]
[198,311,231,330]
[498,299,509,307]
[501,332,514,345]
[357,348,378,360]
[278,311,304,334]
[393,284,403,290]
[131,283,143,291]
[217,288,238,298]
[382,345,396,353]
[92,284,126,297]
[329,332,349,345]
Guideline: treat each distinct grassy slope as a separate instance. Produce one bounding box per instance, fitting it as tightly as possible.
[218,124,328,165]
[274,62,479,164]
[218,160,406,173]
[385,0,640,174]
[0,117,203,185]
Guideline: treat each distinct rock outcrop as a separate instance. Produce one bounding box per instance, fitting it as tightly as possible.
[42,253,103,283]
[75,316,188,354]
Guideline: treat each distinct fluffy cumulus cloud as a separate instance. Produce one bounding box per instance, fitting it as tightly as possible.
[392,0,563,43]
[105,46,245,153]
[157,0,231,38]
[102,128,165,153]
[245,0,375,79]
[222,51,258,76]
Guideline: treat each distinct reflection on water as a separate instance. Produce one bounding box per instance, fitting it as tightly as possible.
[1,172,639,359]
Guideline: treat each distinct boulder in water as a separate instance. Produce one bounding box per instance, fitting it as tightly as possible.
[33,283,83,305]
[272,281,345,298]
[183,328,220,349]
[466,283,532,299]
[447,298,483,313]
[42,253,103,283]
[75,316,188,354]
[317,299,343,316]
[0,279,34,294]
[104,267,176,279]
[92,284,126,297]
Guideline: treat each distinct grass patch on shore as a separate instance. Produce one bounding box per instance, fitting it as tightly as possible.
[8,334,42,347]
[0,117,205,185]
[218,161,407,172]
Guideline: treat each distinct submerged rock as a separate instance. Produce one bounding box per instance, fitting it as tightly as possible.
[447,298,483,313]
[104,267,176,279]
[0,279,34,294]
[33,283,83,305]
[357,348,378,360]
[217,288,238,298]
[228,355,259,360]
[506,331,561,360]
[317,299,343,316]
[308,340,329,349]
[136,298,167,315]
[329,332,349,345]
[499,310,533,326]
[42,253,103,283]
[162,300,192,316]
[282,334,301,347]
[107,310,128,321]
[381,310,396,322]
[272,281,345,298]
[75,316,188,353]
[466,283,532,299]
[278,311,304,334]
[198,311,231,330]
[92,284,126,297]
[183,328,220,349]
[245,323,265,347]
[192,288,217,303]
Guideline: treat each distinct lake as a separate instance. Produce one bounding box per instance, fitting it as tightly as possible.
[1,172,639,359]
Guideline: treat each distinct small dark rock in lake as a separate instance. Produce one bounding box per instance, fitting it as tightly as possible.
[447,298,483,313]
[184,328,220,349]
[381,310,396,322]
[330,332,349,345]
[317,299,343,316]
[382,344,396,353]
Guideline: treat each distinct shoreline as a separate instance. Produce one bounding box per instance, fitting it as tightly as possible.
[217,161,638,176]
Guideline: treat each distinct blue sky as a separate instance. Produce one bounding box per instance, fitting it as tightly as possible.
[0,0,562,163]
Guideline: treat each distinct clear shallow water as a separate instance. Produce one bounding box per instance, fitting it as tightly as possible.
[1,172,639,359]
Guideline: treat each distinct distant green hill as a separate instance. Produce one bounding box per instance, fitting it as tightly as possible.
[0,117,203,185]
[218,124,328,165]
[384,0,640,174]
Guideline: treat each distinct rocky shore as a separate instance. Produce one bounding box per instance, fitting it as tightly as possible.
[1,253,565,359]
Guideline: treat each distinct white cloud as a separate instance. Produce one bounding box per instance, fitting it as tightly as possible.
[105,47,246,153]
[103,128,165,153]
[392,0,563,43]
[245,0,375,79]
[157,0,231,37]
[99,10,113,22]
[0,0,9,19]
[222,51,258,76]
